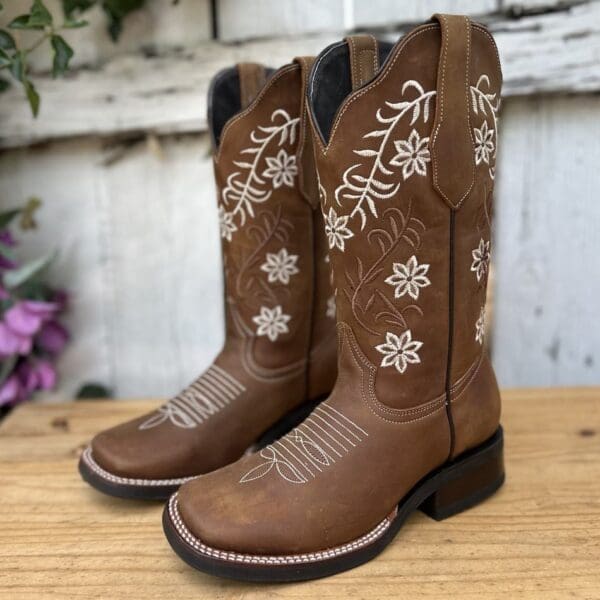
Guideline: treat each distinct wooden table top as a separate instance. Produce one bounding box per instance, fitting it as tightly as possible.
[1,388,599,599]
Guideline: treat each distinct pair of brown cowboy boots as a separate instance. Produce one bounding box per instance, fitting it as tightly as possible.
[79,14,504,582]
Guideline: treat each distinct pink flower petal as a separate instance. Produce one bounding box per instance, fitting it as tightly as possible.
[0,375,22,407]
[5,302,43,336]
[37,320,69,354]
[35,361,56,390]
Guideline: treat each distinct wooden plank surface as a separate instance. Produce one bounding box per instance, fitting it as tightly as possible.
[0,388,599,598]
[2,2,600,149]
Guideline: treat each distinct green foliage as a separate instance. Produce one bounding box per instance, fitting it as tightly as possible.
[50,34,73,76]
[0,0,149,117]
[75,382,113,399]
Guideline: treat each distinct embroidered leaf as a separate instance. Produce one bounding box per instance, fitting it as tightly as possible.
[239,459,275,483]
[354,149,378,157]
[139,411,169,430]
[275,460,307,484]
[364,129,386,138]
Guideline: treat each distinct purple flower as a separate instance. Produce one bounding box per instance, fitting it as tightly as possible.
[0,229,16,247]
[0,375,22,407]
[35,360,56,390]
[0,285,8,301]
[0,321,32,357]
[37,320,69,354]
[4,300,58,337]
[16,359,57,393]
[0,254,16,271]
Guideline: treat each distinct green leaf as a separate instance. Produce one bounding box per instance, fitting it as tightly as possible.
[0,76,10,92]
[9,51,25,81]
[0,30,16,50]
[102,0,144,41]
[75,382,113,400]
[63,18,89,28]
[28,0,53,27]
[51,34,73,77]
[4,251,56,289]
[61,0,96,20]
[0,208,21,229]
[23,79,40,116]
[0,48,11,68]
[8,15,40,30]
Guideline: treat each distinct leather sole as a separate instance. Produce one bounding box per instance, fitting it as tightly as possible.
[162,426,504,581]
[78,395,327,501]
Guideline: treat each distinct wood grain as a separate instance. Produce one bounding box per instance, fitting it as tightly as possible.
[1,389,599,599]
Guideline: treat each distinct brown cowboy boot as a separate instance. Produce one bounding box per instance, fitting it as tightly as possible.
[163,15,504,581]
[79,59,337,500]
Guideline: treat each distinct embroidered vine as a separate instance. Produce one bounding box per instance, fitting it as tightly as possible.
[470,74,500,180]
[334,79,436,230]
[342,201,426,338]
[221,108,300,230]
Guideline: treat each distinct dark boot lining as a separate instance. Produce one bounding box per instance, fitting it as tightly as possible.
[309,40,393,145]
[208,67,276,148]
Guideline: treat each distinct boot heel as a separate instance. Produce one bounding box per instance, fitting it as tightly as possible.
[420,427,504,521]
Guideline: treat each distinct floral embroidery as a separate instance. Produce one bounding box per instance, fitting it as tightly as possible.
[252,305,291,341]
[470,75,500,179]
[324,207,354,251]
[473,120,494,166]
[218,206,237,242]
[139,365,246,430]
[260,248,299,285]
[262,149,297,189]
[221,109,299,230]
[326,295,336,319]
[375,330,423,374]
[239,404,368,485]
[471,238,490,282]
[335,79,435,229]
[384,255,431,300]
[475,306,486,345]
[389,129,430,179]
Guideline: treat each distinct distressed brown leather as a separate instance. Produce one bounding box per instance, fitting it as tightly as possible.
[344,34,379,90]
[174,15,502,555]
[89,60,337,481]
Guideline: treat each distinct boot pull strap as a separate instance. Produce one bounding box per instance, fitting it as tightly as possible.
[294,56,320,209]
[237,63,267,109]
[344,34,379,91]
[430,14,475,210]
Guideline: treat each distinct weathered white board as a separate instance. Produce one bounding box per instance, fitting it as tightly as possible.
[0,134,224,399]
[2,3,600,149]
[492,95,600,386]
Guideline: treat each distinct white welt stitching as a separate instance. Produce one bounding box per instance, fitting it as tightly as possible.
[168,493,392,566]
[81,447,194,487]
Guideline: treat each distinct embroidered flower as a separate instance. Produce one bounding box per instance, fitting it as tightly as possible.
[471,238,490,282]
[474,120,494,165]
[262,149,297,188]
[475,306,486,345]
[324,207,354,251]
[389,129,430,180]
[218,205,237,241]
[252,305,291,342]
[375,330,423,374]
[260,248,299,285]
[384,255,431,300]
[326,295,336,319]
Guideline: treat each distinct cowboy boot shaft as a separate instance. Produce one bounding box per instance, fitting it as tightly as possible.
[311,17,501,439]
[80,60,337,498]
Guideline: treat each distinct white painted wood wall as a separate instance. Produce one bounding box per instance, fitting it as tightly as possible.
[1,0,599,399]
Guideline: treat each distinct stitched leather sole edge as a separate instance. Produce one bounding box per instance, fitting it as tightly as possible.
[162,426,504,582]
